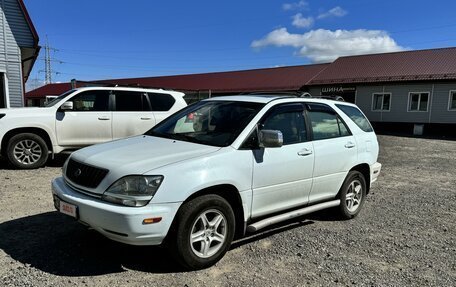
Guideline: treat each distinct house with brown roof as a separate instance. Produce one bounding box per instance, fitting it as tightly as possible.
[26,47,456,135]
[306,47,456,135]
[0,0,39,108]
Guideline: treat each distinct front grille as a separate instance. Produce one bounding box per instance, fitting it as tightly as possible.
[66,158,109,188]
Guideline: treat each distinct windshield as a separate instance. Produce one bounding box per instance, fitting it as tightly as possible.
[146,100,265,147]
[44,89,76,107]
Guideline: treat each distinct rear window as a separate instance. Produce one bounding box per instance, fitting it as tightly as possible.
[336,104,373,132]
[148,93,176,111]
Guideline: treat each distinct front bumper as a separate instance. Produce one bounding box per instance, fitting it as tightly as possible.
[370,162,382,185]
[51,177,181,246]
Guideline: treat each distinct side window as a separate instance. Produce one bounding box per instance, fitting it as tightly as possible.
[307,104,351,140]
[148,93,176,111]
[114,91,150,111]
[70,90,110,111]
[336,104,374,132]
[261,108,307,145]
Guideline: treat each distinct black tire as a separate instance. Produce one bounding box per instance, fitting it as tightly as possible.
[338,171,367,220]
[6,133,49,169]
[169,194,235,270]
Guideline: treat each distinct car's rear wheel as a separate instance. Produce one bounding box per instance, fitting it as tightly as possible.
[170,194,235,270]
[338,171,367,219]
[6,133,49,169]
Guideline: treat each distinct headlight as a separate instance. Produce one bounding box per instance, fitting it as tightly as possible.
[102,175,163,207]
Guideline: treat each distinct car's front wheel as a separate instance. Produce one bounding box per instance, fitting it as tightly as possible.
[6,133,49,169]
[338,171,367,219]
[170,194,235,270]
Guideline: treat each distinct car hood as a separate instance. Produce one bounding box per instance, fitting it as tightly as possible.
[70,135,221,178]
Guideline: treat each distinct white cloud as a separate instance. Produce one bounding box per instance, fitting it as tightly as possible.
[317,6,348,19]
[292,13,314,28]
[282,0,308,11]
[251,28,405,63]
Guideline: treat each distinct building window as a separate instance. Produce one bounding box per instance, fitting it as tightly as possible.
[372,93,391,111]
[408,92,429,112]
[449,91,456,111]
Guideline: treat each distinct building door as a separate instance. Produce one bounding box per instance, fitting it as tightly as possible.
[0,73,5,108]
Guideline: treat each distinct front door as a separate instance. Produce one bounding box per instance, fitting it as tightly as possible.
[251,104,314,218]
[56,90,112,146]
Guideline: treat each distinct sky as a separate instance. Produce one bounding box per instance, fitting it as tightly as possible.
[24,0,456,91]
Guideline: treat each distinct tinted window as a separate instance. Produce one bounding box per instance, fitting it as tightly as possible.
[261,109,307,145]
[336,104,374,132]
[307,104,351,140]
[115,91,150,111]
[148,93,176,111]
[69,90,109,111]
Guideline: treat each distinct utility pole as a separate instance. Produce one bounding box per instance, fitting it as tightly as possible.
[42,36,60,84]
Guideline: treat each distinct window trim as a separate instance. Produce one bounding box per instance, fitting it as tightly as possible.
[448,90,456,111]
[371,92,391,112]
[407,91,430,112]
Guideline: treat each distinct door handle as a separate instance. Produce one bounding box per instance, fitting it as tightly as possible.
[345,142,356,148]
[140,117,152,120]
[98,117,110,121]
[297,148,313,156]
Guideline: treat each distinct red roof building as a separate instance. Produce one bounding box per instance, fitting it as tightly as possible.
[308,47,456,85]
[25,47,456,136]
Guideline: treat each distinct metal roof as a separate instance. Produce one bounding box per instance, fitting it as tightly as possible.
[25,47,456,100]
[94,64,329,92]
[308,47,456,85]
[26,82,73,99]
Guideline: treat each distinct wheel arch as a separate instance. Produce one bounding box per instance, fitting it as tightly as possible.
[349,163,371,194]
[1,127,54,156]
[170,184,246,241]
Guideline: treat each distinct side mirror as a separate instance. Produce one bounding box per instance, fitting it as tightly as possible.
[60,101,73,111]
[259,130,283,148]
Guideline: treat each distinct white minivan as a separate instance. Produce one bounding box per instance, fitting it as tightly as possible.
[51,95,381,269]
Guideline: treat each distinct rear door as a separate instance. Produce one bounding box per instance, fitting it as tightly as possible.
[56,90,112,146]
[112,90,156,140]
[306,103,358,204]
[251,103,314,218]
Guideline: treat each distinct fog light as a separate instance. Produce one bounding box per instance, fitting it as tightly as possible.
[143,217,162,225]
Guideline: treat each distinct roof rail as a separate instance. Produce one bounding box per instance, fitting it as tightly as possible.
[242,91,311,97]
[71,79,175,91]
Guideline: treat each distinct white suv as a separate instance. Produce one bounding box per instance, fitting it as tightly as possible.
[0,87,186,168]
[51,95,381,269]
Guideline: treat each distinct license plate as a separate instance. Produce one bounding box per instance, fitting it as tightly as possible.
[59,200,78,219]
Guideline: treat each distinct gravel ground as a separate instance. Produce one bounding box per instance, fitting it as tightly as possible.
[0,135,455,287]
